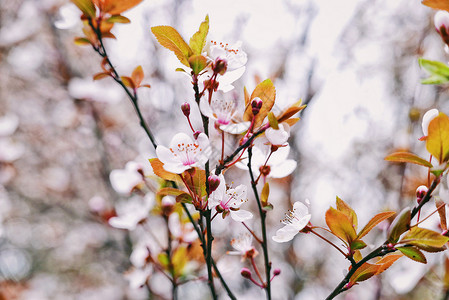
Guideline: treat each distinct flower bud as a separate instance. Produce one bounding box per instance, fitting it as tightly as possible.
[251,97,263,115]
[416,185,428,203]
[181,102,190,117]
[240,268,252,279]
[208,175,220,193]
[273,269,281,276]
[193,130,202,140]
[213,58,228,75]
[435,11,449,46]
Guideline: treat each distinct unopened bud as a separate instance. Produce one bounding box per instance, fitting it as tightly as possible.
[251,97,263,115]
[193,131,201,140]
[416,185,428,203]
[259,165,271,177]
[273,269,281,276]
[208,175,220,193]
[216,205,224,213]
[181,102,190,117]
[240,268,252,279]
[213,58,228,75]
[436,11,449,46]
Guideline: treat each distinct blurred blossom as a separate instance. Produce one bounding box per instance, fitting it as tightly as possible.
[109,194,154,230]
[227,233,258,261]
[110,161,144,194]
[126,266,153,289]
[272,200,311,243]
[168,213,197,243]
[42,167,70,192]
[421,108,439,136]
[0,114,19,136]
[0,248,31,280]
[88,196,107,213]
[68,77,123,103]
[0,139,24,162]
[54,3,81,30]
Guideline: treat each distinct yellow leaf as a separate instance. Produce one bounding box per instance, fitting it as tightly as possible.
[400,226,449,248]
[243,79,276,128]
[357,211,396,239]
[151,26,193,67]
[132,65,144,86]
[71,0,96,18]
[384,151,433,168]
[149,158,182,183]
[336,196,358,231]
[426,112,449,163]
[189,15,209,55]
[120,76,135,89]
[422,0,449,11]
[93,72,110,80]
[261,182,269,206]
[325,207,357,245]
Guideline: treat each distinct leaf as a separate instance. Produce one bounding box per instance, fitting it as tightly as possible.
[98,0,143,14]
[261,182,269,206]
[336,197,358,231]
[426,112,449,163]
[422,0,449,11]
[151,26,193,67]
[420,58,449,76]
[74,37,92,46]
[436,198,448,231]
[121,76,135,89]
[284,118,300,127]
[400,226,449,248]
[149,158,182,183]
[172,246,188,276]
[189,15,209,55]
[349,263,380,284]
[132,65,144,86]
[325,207,357,245]
[93,72,110,80]
[375,254,403,274]
[351,240,367,251]
[176,193,193,204]
[384,151,433,168]
[243,79,276,128]
[358,211,396,239]
[188,55,208,75]
[397,246,427,263]
[157,187,189,197]
[183,168,206,198]
[277,100,306,123]
[267,112,279,129]
[71,0,96,18]
[106,15,131,24]
[387,207,411,243]
[421,75,449,85]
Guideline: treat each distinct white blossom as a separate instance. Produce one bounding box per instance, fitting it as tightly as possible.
[109,161,144,194]
[108,194,154,231]
[272,200,311,243]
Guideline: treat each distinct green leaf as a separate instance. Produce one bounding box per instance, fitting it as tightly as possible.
[157,253,169,267]
[349,263,379,284]
[325,207,357,245]
[74,37,92,46]
[384,151,433,168]
[351,239,367,251]
[188,55,208,75]
[421,75,449,85]
[243,79,276,128]
[189,15,209,55]
[70,0,96,18]
[387,207,411,243]
[336,196,358,231]
[151,26,193,67]
[176,193,193,204]
[400,227,449,248]
[261,182,269,206]
[426,112,449,163]
[268,112,279,129]
[106,15,131,24]
[397,246,427,263]
[358,211,396,239]
[419,58,449,77]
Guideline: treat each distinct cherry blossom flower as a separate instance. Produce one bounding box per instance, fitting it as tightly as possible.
[265,123,290,146]
[206,41,247,92]
[168,213,198,243]
[156,132,210,174]
[200,97,250,134]
[227,233,258,261]
[435,11,449,34]
[272,200,311,243]
[108,194,154,231]
[125,265,153,289]
[208,174,252,222]
[109,161,144,194]
[422,108,439,137]
[237,145,297,179]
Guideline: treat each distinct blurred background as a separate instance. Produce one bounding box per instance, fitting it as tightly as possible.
[1,0,448,299]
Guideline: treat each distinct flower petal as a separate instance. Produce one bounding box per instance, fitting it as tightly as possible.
[230,209,253,222]
[272,225,299,243]
[269,159,297,178]
[220,121,250,134]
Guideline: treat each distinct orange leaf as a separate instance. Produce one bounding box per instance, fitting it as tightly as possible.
[349,263,380,284]
[277,100,306,123]
[336,196,358,231]
[121,76,135,89]
[357,211,396,239]
[93,72,111,80]
[74,37,92,46]
[325,207,357,245]
[384,151,433,168]
[149,158,182,183]
[422,0,449,11]
[132,65,144,86]
[95,0,143,14]
[243,79,276,128]
[426,112,449,163]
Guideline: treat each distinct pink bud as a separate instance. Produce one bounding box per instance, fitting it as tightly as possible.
[181,102,190,117]
[208,175,220,193]
[193,131,201,140]
[416,185,428,203]
[273,269,281,276]
[435,11,449,45]
[213,58,228,75]
[240,268,252,279]
[251,97,263,115]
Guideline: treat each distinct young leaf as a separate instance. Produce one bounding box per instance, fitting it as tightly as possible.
[188,55,208,75]
[261,182,269,206]
[375,254,403,274]
[426,112,449,163]
[349,263,379,284]
[74,37,92,46]
[400,226,449,248]
[357,211,396,239]
[422,0,449,11]
[325,207,357,245]
[267,112,279,130]
[419,58,449,77]
[172,246,188,277]
[106,15,131,24]
[132,65,144,86]
[176,193,193,204]
[100,0,143,15]
[436,198,448,231]
[336,196,358,231]
[387,207,411,243]
[149,158,182,183]
[157,187,189,197]
[277,100,306,123]
[151,26,193,67]
[121,76,135,89]
[189,15,209,55]
[71,0,96,18]
[350,239,367,251]
[243,79,276,128]
[93,72,110,80]
[384,151,433,168]
[397,246,427,263]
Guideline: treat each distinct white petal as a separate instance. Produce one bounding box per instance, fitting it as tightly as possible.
[220,121,251,134]
[109,216,138,231]
[199,97,214,119]
[422,109,439,136]
[293,214,311,231]
[272,226,298,243]
[217,67,245,92]
[169,133,194,150]
[162,162,190,174]
[230,209,253,222]
[156,145,178,165]
[110,169,142,194]
[265,124,290,146]
[293,201,309,218]
[269,159,297,178]
[269,145,291,164]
